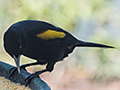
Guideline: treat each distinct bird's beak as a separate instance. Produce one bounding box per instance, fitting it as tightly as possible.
[13,55,21,73]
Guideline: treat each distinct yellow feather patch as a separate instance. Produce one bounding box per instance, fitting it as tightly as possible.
[36,30,66,40]
[67,45,73,50]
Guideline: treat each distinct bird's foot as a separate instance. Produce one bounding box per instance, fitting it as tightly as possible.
[25,71,41,86]
[8,65,26,79]
[8,67,17,79]
[25,69,47,86]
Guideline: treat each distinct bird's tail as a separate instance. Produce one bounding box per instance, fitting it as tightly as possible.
[76,41,115,48]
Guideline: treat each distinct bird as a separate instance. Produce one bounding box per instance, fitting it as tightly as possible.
[3,20,115,85]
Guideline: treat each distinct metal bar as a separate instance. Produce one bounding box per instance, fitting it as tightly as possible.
[0,61,51,90]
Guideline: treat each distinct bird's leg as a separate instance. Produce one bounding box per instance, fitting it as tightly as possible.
[8,62,45,79]
[25,62,55,86]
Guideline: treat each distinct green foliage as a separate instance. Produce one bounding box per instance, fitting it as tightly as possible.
[0,0,112,30]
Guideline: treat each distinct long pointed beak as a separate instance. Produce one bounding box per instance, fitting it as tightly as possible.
[13,55,21,73]
[76,41,115,48]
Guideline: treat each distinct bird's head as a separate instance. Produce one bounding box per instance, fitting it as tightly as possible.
[4,30,22,73]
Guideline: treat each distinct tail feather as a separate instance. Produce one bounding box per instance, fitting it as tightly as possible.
[76,41,115,48]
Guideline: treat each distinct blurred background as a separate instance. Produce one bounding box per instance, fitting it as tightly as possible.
[0,0,120,90]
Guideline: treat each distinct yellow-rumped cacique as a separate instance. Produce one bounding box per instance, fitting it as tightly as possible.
[3,20,115,85]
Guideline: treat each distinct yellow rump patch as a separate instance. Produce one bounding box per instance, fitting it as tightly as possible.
[36,30,66,40]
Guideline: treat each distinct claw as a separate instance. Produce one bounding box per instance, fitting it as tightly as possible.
[25,69,47,86]
[8,65,27,79]
[25,74,35,86]
[25,71,41,86]
[8,67,18,79]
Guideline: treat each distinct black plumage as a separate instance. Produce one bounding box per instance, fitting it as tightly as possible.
[3,20,114,85]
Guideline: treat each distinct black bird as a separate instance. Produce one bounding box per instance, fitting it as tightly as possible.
[3,20,114,85]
